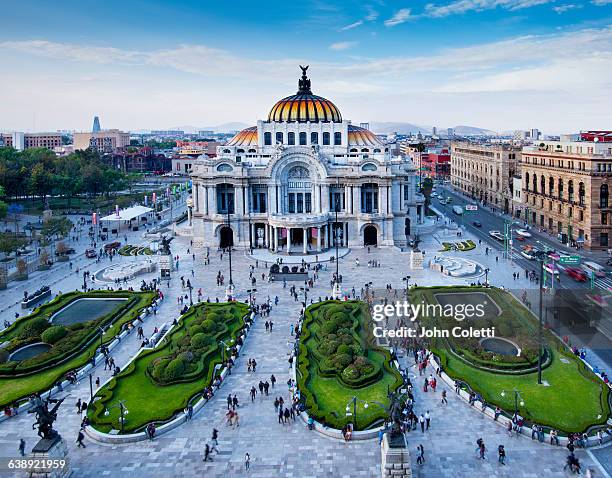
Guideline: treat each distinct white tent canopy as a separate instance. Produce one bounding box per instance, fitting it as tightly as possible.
[100,205,154,223]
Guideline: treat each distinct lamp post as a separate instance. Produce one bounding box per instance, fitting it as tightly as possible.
[501,389,525,416]
[219,339,233,364]
[484,268,490,287]
[186,280,193,306]
[89,373,93,401]
[97,326,105,348]
[104,400,129,434]
[534,250,545,385]
[300,286,309,305]
[402,276,411,299]
[226,197,235,301]
[246,288,257,305]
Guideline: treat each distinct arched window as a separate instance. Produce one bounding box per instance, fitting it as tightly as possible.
[287,132,295,145]
[361,148,369,153]
[237,149,245,154]
[323,132,330,145]
[248,148,256,153]
[578,182,585,206]
[373,148,381,153]
[334,132,342,145]
[558,178,564,200]
[525,172,529,191]
[362,163,377,171]
[549,177,554,196]
[299,132,307,145]
[311,132,318,145]
[350,148,358,153]
[264,132,271,145]
[216,163,233,172]
[540,175,545,195]
[568,180,574,202]
[222,148,231,154]
[601,184,609,208]
[275,132,283,144]
[532,174,537,193]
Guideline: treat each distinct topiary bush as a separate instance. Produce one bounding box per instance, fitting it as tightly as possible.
[164,357,186,381]
[41,326,68,344]
[19,318,50,340]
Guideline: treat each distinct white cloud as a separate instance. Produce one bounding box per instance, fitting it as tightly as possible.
[365,6,379,21]
[424,0,553,18]
[592,0,612,4]
[329,41,358,50]
[552,4,582,13]
[384,8,412,26]
[340,20,363,31]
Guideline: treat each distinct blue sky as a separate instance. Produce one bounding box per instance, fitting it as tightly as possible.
[1,0,611,133]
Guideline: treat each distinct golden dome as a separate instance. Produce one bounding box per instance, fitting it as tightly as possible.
[348,125,382,147]
[267,66,342,123]
[227,126,257,146]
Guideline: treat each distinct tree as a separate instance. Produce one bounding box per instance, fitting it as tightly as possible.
[41,217,73,240]
[39,249,50,267]
[29,162,53,207]
[16,258,28,276]
[0,233,27,256]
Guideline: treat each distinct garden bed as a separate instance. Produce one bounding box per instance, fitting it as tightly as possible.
[410,286,610,432]
[0,290,156,408]
[297,301,402,430]
[88,302,248,434]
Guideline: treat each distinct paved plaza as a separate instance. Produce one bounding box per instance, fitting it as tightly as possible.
[0,215,610,477]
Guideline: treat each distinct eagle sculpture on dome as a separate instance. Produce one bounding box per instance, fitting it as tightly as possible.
[297,65,312,94]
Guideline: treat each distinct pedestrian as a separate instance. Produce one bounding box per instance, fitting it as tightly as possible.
[419,414,425,432]
[211,428,219,452]
[227,394,232,410]
[425,410,431,430]
[76,430,86,448]
[245,452,250,470]
[232,394,239,410]
[75,398,82,415]
[250,386,257,402]
[441,389,447,405]
[203,444,213,462]
[416,444,425,465]
[498,445,506,465]
[19,438,25,456]
[95,377,100,388]
[271,374,276,388]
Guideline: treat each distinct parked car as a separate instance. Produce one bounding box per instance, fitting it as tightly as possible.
[55,247,75,256]
[472,221,482,227]
[566,267,588,282]
[516,229,532,238]
[104,241,121,251]
[85,249,97,258]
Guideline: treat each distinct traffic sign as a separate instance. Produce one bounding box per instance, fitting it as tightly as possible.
[465,205,478,211]
[559,255,581,265]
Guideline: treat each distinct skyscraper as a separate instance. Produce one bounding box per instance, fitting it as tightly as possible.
[92,116,101,133]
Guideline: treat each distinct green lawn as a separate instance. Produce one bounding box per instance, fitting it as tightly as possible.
[298,301,403,430]
[412,286,610,433]
[88,302,249,434]
[0,291,156,408]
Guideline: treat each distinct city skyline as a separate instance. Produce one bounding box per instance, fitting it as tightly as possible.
[1,0,611,133]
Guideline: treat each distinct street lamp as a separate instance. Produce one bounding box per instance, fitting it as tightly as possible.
[484,268,490,287]
[402,276,411,298]
[246,288,257,305]
[501,389,525,416]
[534,250,546,385]
[219,339,233,364]
[186,279,193,306]
[299,286,309,304]
[104,400,129,434]
[97,326,105,348]
[225,193,235,301]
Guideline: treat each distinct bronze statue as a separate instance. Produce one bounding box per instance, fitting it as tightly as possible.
[28,395,66,439]
[160,235,174,255]
[298,65,312,94]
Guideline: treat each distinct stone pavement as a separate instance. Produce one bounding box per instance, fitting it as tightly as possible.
[0,230,610,477]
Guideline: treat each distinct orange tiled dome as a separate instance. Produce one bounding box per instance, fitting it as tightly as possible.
[348,125,382,147]
[227,126,257,146]
[267,66,342,123]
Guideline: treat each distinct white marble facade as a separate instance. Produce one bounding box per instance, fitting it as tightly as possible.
[190,68,424,252]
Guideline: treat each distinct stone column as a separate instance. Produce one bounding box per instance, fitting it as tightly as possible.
[235,185,244,217]
[303,227,308,254]
[207,186,215,215]
[251,222,256,248]
[273,227,278,252]
[381,185,389,214]
[322,185,330,212]
[194,184,199,212]
[345,184,351,213]
[353,185,361,214]
[287,228,292,252]
[316,227,321,252]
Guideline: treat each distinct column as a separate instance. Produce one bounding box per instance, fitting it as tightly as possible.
[264,225,268,249]
[353,186,361,214]
[194,184,199,212]
[345,184,351,214]
[208,186,215,215]
[273,227,278,252]
[287,228,292,252]
[322,185,330,212]
[316,227,321,252]
[381,186,388,214]
[235,185,244,217]
[251,223,256,248]
[303,227,308,254]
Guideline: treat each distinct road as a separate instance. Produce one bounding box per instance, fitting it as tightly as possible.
[436,184,612,292]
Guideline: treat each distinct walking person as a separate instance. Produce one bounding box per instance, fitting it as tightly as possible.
[419,414,425,433]
[211,428,219,453]
[425,410,431,430]
[498,445,506,465]
[245,452,251,470]
[416,444,425,465]
[441,389,447,405]
[203,444,213,462]
[271,374,276,388]
[76,430,86,448]
[18,439,25,457]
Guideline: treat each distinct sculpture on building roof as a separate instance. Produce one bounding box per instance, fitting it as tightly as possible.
[298,65,312,95]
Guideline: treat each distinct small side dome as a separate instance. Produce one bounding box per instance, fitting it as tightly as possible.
[227,126,257,146]
[348,125,383,147]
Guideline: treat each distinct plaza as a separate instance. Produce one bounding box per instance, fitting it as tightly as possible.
[0,201,610,478]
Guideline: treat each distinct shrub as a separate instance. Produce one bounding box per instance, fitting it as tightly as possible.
[41,326,68,344]
[19,318,49,339]
[334,353,353,368]
[189,325,204,336]
[496,322,513,337]
[190,333,209,349]
[201,319,216,333]
[337,344,352,356]
[342,365,360,381]
[164,357,186,381]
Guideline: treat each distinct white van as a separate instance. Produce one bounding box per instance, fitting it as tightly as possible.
[582,261,606,278]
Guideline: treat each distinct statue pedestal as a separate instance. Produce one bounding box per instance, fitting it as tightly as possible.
[331,281,343,300]
[27,435,71,478]
[381,433,412,478]
[409,250,424,270]
[158,254,173,278]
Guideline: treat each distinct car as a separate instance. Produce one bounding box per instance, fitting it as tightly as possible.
[546,251,560,261]
[489,230,501,237]
[446,197,453,203]
[566,267,588,282]
[581,261,606,278]
[431,192,437,198]
[104,241,121,251]
[55,247,75,256]
[544,263,559,276]
[515,229,532,238]
[520,250,536,260]
[514,235,526,241]
[472,221,482,227]
[85,248,97,258]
